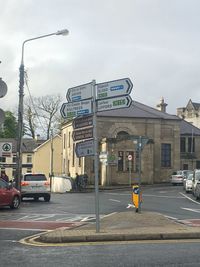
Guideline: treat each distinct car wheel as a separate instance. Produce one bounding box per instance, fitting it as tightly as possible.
[34,197,39,201]
[44,195,50,202]
[10,196,20,209]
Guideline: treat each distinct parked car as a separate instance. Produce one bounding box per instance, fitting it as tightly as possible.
[171,170,191,185]
[194,181,200,200]
[21,173,51,202]
[192,169,200,196]
[0,178,21,209]
[183,173,193,193]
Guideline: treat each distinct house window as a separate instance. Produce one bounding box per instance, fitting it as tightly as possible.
[63,133,66,149]
[118,151,124,171]
[68,132,71,148]
[26,168,32,173]
[180,137,186,152]
[0,157,6,163]
[161,144,171,167]
[188,137,195,153]
[78,157,81,167]
[72,143,75,166]
[27,154,32,163]
[12,155,16,163]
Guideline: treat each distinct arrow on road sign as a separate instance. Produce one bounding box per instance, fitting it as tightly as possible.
[60,100,92,119]
[96,78,133,100]
[97,95,132,112]
[66,82,93,102]
[75,139,94,158]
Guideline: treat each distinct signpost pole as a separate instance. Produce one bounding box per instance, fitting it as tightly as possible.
[138,136,142,212]
[92,79,100,233]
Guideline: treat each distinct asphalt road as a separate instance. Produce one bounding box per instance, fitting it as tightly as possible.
[0,229,200,267]
[0,184,200,266]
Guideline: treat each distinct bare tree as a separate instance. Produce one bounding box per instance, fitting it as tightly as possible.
[23,94,62,139]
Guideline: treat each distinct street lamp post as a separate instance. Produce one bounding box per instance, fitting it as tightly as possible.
[16,29,69,190]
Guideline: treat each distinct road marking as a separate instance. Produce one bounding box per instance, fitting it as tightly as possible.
[127,204,134,209]
[181,207,200,213]
[179,192,200,204]
[143,194,184,199]
[109,199,121,203]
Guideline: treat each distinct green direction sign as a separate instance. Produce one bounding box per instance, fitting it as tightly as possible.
[2,143,11,152]
[97,95,132,112]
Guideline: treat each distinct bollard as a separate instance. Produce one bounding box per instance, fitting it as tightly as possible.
[132,185,142,212]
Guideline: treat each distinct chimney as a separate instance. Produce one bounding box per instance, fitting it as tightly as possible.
[156,97,168,113]
[35,134,41,140]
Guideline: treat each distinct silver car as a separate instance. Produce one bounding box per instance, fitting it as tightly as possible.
[21,173,51,202]
[183,173,193,193]
[171,170,191,185]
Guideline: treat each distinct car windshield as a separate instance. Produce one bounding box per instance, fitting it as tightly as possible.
[24,174,47,181]
[195,172,200,180]
[177,171,183,175]
[187,174,193,180]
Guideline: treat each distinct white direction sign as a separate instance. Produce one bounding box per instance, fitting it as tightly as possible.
[97,95,132,112]
[75,139,94,158]
[66,82,93,102]
[60,100,92,119]
[96,78,133,100]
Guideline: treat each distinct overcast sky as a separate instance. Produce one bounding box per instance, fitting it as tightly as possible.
[1,0,200,115]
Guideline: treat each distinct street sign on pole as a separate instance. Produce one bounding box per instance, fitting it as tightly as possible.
[97,95,132,112]
[96,78,133,100]
[72,115,93,130]
[60,100,92,119]
[75,139,94,158]
[66,82,93,102]
[72,127,93,141]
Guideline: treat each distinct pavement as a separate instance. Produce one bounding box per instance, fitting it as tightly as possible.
[35,210,200,244]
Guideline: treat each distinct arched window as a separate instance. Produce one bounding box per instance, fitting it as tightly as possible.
[116,131,129,140]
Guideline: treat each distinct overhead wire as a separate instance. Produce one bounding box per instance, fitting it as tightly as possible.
[24,70,47,134]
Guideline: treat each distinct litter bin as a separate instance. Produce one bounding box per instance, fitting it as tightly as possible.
[132,185,141,212]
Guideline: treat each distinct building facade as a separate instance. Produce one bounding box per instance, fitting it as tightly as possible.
[177,99,200,128]
[61,101,190,185]
[32,134,62,179]
[0,138,45,181]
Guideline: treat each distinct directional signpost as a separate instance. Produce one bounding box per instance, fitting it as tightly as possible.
[75,139,94,157]
[72,127,93,142]
[61,77,133,234]
[73,115,93,130]
[96,78,133,100]
[60,100,92,119]
[97,95,132,112]
[66,82,93,102]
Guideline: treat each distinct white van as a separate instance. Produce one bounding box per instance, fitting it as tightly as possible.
[192,169,200,196]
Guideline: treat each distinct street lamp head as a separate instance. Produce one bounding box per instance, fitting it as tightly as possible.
[56,29,69,36]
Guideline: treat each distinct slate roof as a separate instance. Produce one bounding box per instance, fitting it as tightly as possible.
[192,102,200,110]
[97,100,179,120]
[180,120,200,136]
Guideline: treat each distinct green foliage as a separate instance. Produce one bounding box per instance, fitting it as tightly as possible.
[0,111,18,138]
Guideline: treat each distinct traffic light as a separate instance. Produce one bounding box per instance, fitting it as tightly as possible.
[0,77,8,126]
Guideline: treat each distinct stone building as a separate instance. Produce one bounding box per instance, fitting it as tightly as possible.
[177,99,200,128]
[61,100,194,185]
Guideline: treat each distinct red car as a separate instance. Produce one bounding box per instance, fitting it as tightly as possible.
[0,178,21,209]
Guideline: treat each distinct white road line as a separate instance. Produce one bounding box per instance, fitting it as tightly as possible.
[109,199,121,203]
[143,194,184,199]
[181,207,200,213]
[179,192,200,204]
